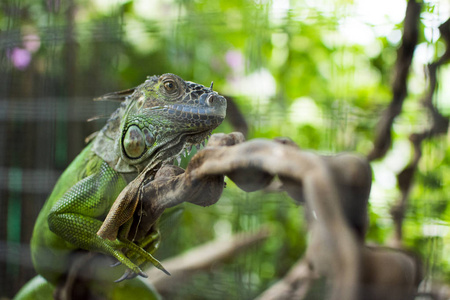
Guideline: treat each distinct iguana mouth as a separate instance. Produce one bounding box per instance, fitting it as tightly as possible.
[148,93,227,120]
[164,105,226,118]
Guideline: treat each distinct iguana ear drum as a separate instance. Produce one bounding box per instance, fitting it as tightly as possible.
[123,125,146,159]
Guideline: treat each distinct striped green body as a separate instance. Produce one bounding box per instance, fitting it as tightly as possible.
[31,143,129,284]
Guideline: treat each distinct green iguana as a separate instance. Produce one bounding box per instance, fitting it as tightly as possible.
[15,73,227,299]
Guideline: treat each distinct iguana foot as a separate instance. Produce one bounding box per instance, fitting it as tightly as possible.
[105,238,170,281]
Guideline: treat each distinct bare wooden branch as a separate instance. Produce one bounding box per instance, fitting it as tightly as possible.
[391,17,450,246]
[99,133,370,300]
[368,0,421,161]
[97,131,424,300]
[224,95,249,137]
[255,259,315,300]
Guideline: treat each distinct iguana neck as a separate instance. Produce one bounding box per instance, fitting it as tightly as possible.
[92,100,140,174]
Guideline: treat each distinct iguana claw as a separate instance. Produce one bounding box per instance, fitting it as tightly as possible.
[115,269,140,282]
[114,272,128,283]
[110,261,122,267]
[153,260,171,276]
[115,269,147,282]
[114,258,170,282]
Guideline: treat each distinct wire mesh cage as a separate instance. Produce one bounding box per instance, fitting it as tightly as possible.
[1,0,449,299]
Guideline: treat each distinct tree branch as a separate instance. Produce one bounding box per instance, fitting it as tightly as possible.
[367,0,421,161]
[391,18,450,246]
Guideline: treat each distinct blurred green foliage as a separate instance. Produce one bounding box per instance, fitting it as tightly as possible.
[1,0,449,298]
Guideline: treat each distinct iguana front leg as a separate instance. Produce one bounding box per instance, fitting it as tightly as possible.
[48,162,168,278]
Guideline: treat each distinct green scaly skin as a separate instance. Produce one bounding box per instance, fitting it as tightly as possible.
[16,74,226,299]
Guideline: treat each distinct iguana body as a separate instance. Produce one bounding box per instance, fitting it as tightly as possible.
[16,74,226,299]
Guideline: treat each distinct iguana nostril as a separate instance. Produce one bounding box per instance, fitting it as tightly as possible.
[206,95,216,106]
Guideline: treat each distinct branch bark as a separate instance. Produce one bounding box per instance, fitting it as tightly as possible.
[391,17,450,246]
[255,259,315,300]
[99,133,366,300]
[367,0,421,161]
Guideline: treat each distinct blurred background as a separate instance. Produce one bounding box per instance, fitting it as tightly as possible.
[0,0,449,299]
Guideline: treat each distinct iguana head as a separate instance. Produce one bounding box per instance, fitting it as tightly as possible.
[93,73,227,173]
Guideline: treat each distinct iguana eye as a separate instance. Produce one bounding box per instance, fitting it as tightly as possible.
[164,81,177,94]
